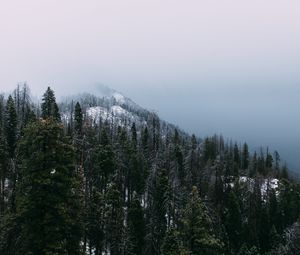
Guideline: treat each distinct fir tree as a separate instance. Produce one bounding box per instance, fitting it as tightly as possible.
[224,190,242,253]
[146,167,169,255]
[126,195,145,255]
[181,186,223,255]
[5,95,17,158]
[15,119,82,254]
[41,87,61,121]
[105,182,124,255]
[74,102,83,136]
[242,143,250,170]
[161,227,189,255]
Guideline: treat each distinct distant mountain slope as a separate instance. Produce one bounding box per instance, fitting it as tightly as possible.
[59,85,191,140]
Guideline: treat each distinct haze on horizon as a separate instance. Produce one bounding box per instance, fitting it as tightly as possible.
[1,0,300,172]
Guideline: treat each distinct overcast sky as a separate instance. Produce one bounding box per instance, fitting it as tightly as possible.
[1,0,300,171]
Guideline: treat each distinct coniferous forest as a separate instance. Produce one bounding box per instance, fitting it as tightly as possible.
[0,84,300,255]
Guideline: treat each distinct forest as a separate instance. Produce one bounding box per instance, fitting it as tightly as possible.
[0,84,299,255]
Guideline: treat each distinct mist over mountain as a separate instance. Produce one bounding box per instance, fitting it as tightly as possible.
[56,83,300,174]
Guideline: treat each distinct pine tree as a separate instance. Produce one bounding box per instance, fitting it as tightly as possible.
[15,119,82,254]
[126,195,145,255]
[92,127,116,193]
[181,186,223,255]
[161,227,189,255]
[5,95,17,158]
[266,148,273,169]
[233,143,240,176]
[247,179,262,248]
[146,167,169,255]
[74,102,83,136]
[242,143,250,170]
[105,182,124,255]
[87,189,105,255]
[0,95,8,215]
[41,87,61,121]
[172,129,184,185]
[224,190,242,253]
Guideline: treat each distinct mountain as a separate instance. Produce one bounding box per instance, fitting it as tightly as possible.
[0,84,300,255]
[59,84,191,141]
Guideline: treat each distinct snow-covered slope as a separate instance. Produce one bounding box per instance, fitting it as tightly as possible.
[59,85,187,138]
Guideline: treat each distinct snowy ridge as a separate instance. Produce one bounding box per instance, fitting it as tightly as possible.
[59,85,189,140]
[85,105,146,127]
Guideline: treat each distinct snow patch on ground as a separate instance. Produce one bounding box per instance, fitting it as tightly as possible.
[228,176,279,197]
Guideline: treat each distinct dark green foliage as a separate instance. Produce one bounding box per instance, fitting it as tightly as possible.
[15,119,82,254]
[0,212,19,254]
[181,186,223,255]
[242,143,250,170]
[146,167,169,255]
[126,196,145,255]
[41,87,61,121]
[74,102,83,136]
[105,182,124,255]
[161,228,188,255]
[87,189,105,254]
[0,132,8,215]
[5,95,17,158]
[203,137,217,162]
[224,190,242,252]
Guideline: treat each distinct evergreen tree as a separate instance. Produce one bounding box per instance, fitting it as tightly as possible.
[15,119,82,254]
[87,189,105,255]
[126,195,145,255]
[266,148,273,169]
[233,143,240,176]
[5,95,17,158]
[173,129,184,185]
[41,87,61,121]
[74,102,83,136]
[242,143,250,170]
[224,190,242,253]
[181,186,223,255]
[161,227,188,255]
[146,168,169,255]
[105,182,124,255]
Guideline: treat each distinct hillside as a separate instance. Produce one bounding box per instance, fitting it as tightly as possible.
[0,84,299,255]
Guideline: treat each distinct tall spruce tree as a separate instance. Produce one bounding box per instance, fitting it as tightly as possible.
[74,102,83,136]
[224,190,242,253]
[105,182,124,255]
[15,119,82,254]
[126,195,145,255]
[5,95,17,158]
[146,168,169,255]
[181,186,223,255]
[242,143,250,170]
[161,227,188,255]
[41,87,61,121]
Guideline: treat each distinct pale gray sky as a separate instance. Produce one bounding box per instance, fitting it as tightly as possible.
[1,0,300,171]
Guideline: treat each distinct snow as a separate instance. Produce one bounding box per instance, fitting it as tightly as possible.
[50,169,56,174]
[86,106,109,120]
[228,176,279,197]
[111,105,127,115]
[113,92,125,104]
[261,178,279,194]
[85,103,142,129]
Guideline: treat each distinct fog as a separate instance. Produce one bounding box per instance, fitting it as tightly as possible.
[1,0,300,171]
